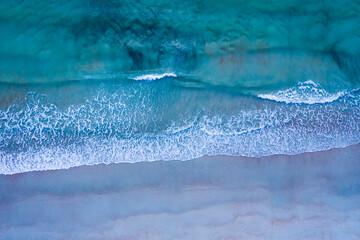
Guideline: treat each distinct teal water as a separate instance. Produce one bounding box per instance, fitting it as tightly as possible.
[1,0,360,173]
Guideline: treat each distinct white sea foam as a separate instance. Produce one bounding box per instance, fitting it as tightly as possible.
[131,72,177,81]
[1,118,360,175]
[258,80,346,104]
[1,89,360,174]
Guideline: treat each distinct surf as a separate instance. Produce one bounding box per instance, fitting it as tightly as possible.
[257,80,347,104]
[1,81,360,174]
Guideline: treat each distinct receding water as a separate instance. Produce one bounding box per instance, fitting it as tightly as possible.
[1,77,360,174]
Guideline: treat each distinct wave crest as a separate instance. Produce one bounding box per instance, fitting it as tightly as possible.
[131,72,177,81]
[257,80,346,104]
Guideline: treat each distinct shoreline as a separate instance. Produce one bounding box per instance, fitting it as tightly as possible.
[1,144,360,239]
[3,142,360,176]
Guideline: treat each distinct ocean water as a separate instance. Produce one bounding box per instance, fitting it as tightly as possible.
[1,0,360,174]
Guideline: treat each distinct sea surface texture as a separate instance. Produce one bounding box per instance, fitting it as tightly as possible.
[1,0,360,173]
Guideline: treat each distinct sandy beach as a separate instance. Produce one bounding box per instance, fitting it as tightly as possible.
[1,144,360,239]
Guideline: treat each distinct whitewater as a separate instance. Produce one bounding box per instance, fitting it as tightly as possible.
[1,75,360,174]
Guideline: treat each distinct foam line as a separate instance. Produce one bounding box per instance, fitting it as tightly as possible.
[258,80,346,104]
[131,73,177,81]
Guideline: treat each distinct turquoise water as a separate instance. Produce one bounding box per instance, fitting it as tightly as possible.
[1,0,360,173]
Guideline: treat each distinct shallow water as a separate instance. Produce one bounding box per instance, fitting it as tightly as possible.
[1,79,360,173]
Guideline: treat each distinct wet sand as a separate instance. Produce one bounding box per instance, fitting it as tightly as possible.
[1,144,360,239]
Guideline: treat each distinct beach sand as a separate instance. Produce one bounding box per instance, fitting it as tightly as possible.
[1,144,360,239]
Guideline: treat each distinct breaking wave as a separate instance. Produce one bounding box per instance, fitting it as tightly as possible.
[131,72,177,81]
[1,86,360,174]
[257,80,347,104]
